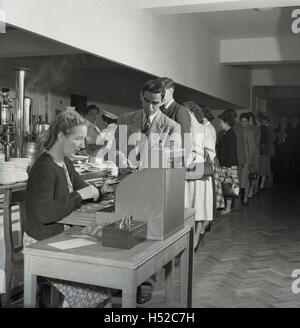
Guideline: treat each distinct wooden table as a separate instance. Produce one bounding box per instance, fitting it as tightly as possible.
[23,225,192,308]
[0,182,27,194]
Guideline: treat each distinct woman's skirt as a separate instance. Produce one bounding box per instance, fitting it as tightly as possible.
[218,166,240,199]
[213,159,225,209]
[185,176,214,222]
[259,155,271,176]
[240,164,250,189]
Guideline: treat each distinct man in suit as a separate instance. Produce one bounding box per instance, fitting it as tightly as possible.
[116,79,182,304]
[117,79,182,169]
[157,77,191,136]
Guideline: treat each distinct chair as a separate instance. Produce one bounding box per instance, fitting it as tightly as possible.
[1,188,61,308]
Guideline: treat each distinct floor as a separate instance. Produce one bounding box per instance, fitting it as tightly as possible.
[2,184,300,308]
[143,184,300,308]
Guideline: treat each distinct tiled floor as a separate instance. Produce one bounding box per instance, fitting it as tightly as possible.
[144,184,300,308]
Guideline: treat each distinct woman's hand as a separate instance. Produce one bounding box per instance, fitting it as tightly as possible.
[100,183,114,194]
[77,185,100,201]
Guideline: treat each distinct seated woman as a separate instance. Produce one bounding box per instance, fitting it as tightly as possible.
[24,111,114,308]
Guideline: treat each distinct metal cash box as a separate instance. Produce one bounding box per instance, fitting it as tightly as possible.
[102,219,147,249]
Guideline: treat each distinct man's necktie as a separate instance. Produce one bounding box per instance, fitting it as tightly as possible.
[137,115,151,162]
[160,105,167,115]
[141,115,151,136]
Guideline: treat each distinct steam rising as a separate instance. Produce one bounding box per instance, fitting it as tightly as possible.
[26,55,87,92]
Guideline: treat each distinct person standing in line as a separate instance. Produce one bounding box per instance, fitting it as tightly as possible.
[116,79,182,304]
[246,112,261,198]
[258,114,275,189]
[217,111,239,216]
[183,102,215,251]
[274,117,290,184]
[239,113,256,204]
[288,115,300,184]
[201,106,221,228]
[224,110,247,210]
[157,77,191,136]
[226,110,247,182]
[116,79,182,169]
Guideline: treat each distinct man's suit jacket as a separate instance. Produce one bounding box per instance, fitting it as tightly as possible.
[162,101,191,135]
[117,109,182,166]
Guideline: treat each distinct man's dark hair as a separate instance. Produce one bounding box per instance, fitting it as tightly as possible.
[141,79,166,100]
[156,77,175,91]
[86,104,99,114]
[201,105,215,122]
[224,109,237,120]
[183,101,203,124]
[218,111,235,127]
[239,113,249,121]
[244,112,257,125]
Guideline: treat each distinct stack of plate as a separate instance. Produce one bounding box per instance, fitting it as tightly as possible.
[0,153,5,162]
[0,162,18,185]
[23,142,41,166]
[9,158,31,182]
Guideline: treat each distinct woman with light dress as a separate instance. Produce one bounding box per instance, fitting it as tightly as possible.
[183,102,215,251]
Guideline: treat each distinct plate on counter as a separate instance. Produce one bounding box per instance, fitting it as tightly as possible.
[105,179,120,185]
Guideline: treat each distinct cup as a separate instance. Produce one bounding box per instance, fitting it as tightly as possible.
[111,166,119,177]
[89,157,104,164]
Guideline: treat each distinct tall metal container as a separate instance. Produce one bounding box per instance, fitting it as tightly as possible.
[0,88,14,125]
[14,68,29,157]
[24,96,33,135]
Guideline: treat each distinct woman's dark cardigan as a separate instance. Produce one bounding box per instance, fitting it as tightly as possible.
[25,152,88,240]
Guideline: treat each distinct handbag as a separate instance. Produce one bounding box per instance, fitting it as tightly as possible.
[222,174,240,198]
[186,149,213,180]
[248,165,258,181]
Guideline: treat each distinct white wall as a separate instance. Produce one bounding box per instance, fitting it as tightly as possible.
[221,37,300,65]
[252,67,300,86]
[1,0,250,108]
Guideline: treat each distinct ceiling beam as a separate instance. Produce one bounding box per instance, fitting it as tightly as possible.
[221,37,300,65]
[142,0,300,15]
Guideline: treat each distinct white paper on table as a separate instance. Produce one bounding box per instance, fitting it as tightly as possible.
[48,238,97,250]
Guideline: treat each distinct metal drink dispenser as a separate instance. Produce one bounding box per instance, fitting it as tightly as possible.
[0,88,14,125]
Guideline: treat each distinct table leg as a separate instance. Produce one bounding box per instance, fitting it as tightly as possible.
[187,227,194,308]
[122,273,137,308]
[24,257,37,308]
[165,260,175,307]
[179,248,188,308]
